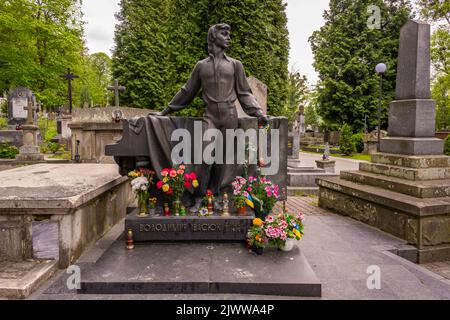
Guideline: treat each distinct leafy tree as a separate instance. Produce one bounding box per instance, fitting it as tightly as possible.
[339,123,356,155]
[287,71,309,122]
[417,1,450,129]
[0,0,86,109]
[309,0,411,131]
[112,0,290,115]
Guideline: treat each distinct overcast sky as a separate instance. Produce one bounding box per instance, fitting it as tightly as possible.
[82,0,329,84]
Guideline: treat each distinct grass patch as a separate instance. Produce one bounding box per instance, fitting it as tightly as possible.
[301,150,371,161]
[48,152,71,160]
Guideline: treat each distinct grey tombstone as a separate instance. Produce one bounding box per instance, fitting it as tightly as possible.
[236,76,268,117]
[380,20,443,155]
[8,87,36,125]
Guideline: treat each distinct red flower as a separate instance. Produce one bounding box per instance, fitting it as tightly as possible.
[167,187,173,195]
[184,181,192,188]
[206,189,213,197]
[156,181,163,189]
[189,172,197,180]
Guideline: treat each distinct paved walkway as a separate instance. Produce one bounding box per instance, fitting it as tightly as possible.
[298,151,365,173]
[24,196,450,300]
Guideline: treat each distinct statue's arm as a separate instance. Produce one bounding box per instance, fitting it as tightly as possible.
[158,63,202,116]
[234,61,269,125]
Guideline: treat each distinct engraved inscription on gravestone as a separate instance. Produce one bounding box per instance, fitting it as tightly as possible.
[8,87,36,125]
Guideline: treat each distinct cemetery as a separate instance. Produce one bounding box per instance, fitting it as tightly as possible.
[0,0,449,303]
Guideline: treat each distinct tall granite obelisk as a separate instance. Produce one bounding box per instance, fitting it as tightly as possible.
[380,20,443,155]
[317,20,450,264]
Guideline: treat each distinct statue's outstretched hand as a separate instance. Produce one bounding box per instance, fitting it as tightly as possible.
[258,114,269,128]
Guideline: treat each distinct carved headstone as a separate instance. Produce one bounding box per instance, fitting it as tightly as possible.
[380,20,443,155]
[7,87,36,125]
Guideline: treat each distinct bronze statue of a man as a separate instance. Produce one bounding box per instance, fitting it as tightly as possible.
[157,23,268,208]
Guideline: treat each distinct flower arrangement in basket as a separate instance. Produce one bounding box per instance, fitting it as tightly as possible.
[246,212,305,254]
[156,165,199,215]
[128,168,156,217]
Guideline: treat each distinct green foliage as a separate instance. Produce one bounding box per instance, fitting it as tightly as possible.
[287,71,309,122]
[352,132,365,153]
[47,142,60,154]
[309,0,411,131]
[339,124,356,156]
[38,117,57,142]
[416,0,450,24]
[113,0,290,115]
[444,135,450,156]
[0,142,19,159]
[0,117,7,129]
[0,100,7,115]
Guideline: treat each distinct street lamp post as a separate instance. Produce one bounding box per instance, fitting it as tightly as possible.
[375,63,387,151]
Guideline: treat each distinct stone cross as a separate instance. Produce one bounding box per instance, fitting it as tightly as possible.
[61,68,79,114]
[108,79,126,107]
[24,99,36,125]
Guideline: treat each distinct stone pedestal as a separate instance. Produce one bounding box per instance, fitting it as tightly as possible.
[318,21,450,263]
[315,160,336,173]
[15,124,44,162]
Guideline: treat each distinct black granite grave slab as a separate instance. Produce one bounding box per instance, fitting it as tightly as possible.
[126,210,254,241]
[78,241,321,297]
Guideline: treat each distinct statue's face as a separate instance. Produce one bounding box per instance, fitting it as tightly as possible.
[215,29,231,49]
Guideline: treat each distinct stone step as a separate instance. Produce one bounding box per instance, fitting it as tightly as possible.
[0,259,57,299]
[371,153,450,168]
[317,176,450,216]
[287,187,318,197]
[288,166,323,173]
[79,242,322,297]
[340,170,450,198]
[289,172,338,187]
[359,162,450,181]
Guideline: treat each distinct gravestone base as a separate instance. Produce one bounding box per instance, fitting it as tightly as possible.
[315,160,336,173]
[317,152,450,263]
[380,137,444,155]
[126,209,254,241]
[78,240,321,297]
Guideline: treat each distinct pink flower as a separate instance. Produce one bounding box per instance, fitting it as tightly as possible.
[169,169,177,177]
[177,169,184,175]
[266,216,274,223]
[247,186,252,192]
[267,191,272,197]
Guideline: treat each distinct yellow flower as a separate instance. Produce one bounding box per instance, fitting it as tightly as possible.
[162,184,170,192]
[192,179,199,188]
[293,229,302,239]
[163,177,169,183]
[253,218,263,226]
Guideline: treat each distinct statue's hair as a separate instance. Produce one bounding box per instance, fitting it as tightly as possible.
[207,23,231,53]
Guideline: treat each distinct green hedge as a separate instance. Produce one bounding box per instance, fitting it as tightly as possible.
[0,142,19,159]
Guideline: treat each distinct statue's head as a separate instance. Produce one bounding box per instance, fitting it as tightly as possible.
[207,23,231,53]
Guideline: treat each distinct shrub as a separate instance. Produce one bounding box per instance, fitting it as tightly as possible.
[47,142,60,154]
[0,142,19,159]
[0,117,7,129]
[339,124,356,156]
[352,132,365,153]
[444,135,450,156]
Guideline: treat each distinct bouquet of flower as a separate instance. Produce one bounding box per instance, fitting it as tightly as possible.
[281,211,305,240]
[247,218,267,250]
[231,176,248,209]
[156,165,199,200]
[247,175,279,219]
[128,168,156,215]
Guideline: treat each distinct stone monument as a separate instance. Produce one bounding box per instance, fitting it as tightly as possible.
[317,20,450,263]
[15,99,44,162]
[7,87,36,126]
